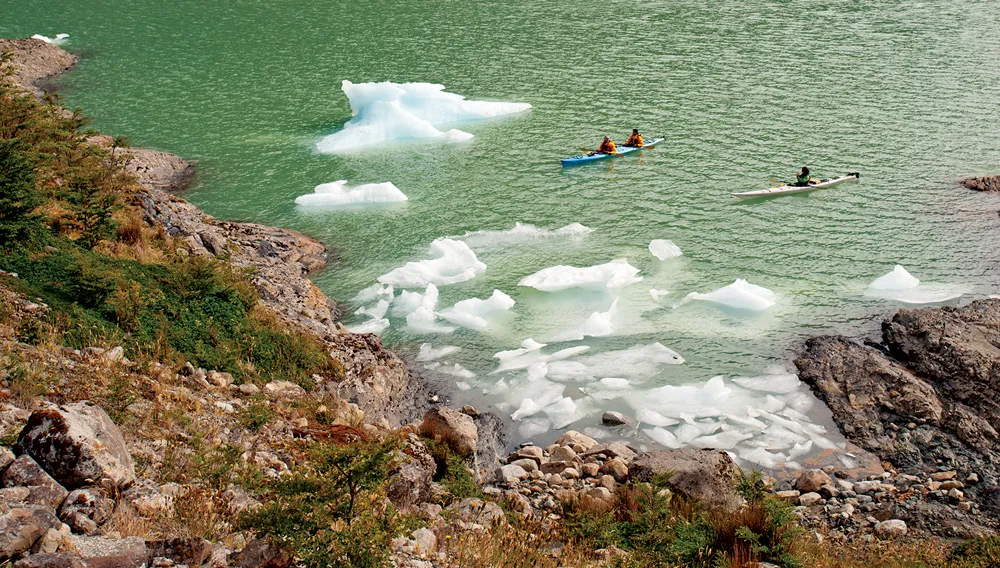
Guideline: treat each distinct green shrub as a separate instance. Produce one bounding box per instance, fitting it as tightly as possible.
[951,537,1000,568]
[426,439,482,501]
[238,403,276,432]
[239,438,408,568]
[0,138,45,249]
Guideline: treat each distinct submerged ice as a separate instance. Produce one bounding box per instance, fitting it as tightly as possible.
[295,180,407,207]
[649,239,683,260]
[316,81,531,154]
[458,223,593,249]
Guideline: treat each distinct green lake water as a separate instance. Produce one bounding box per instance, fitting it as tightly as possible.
[6,0,1000,458]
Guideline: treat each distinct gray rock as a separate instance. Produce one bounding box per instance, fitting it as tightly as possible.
[794,469,833,493]
[0,507,59,562]
[798,492,822,507]
[14,403,135,490]
[629,449,742,512]
[387,438,436,512]
[262,380,305,398]
[874,519,907,538]
[59,488,114,535]
[602,411,629,426]
[497,464,528,484]
[13,553,87,568]
[584,442,637,463]
[146,537,212,566]
[1,456,68,508]
[410,528,436,554]
[419,407,478,457]
[231,537,292,568]
[554,431,598,452]
[66,535,146,566]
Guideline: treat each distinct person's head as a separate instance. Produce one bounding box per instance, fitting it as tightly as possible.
[604,136,611,141]
[632,129,639,134]
[801,166,810,175]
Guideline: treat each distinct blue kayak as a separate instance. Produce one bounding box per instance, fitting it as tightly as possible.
[561,138,663,166]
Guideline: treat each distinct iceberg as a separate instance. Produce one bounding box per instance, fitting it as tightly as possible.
[348,317,389,334]
[518,259,642,292]
[865,265,963,304]
[379,239,486,288]
[31,33,69,45]
[649,239,682,260]
[551,299,618,342]
[685,279,776,311]
[392,283,439,317]
[316,81,531,154]
[458,223,593,248]
[546,342,684,382]
[355,283,394,303]
[405,307,456,334]
[294,180,407,207]
[492,340,590,373]
[439,290,515,331]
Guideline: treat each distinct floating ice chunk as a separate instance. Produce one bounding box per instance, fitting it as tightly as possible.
[355,283,394,303]
[355,299,390,320]
[438,363,475,379]
[392,283,439,317]
[416,344,461,362]
[511,398,543,421]
[379,239,486,288]
[316,81,531,154]
[547,343,684,382]
[348,317,389,334]
[788,440,813,459]
[600,378,631,390]
[738,447,787,469]
[649,289,670,301]
[493,341,589,373]
[868,265,920,290]
[629,376,731,419]
[518,259,642,292]
[551,299,618,342]
[685,279,776,311]
[649,239,682,260]
[690,430,753,450]
[405,307,456,334]
[636,408,679,427]
[455,381,472,391]
[519,417,551,439]
[526,362,548,382]
[31,33,69,45]
[544,397,580,429]
[458,222,593,248]
[733,373,802,394]
[295,180,408,207]
[439,290,515,330]
[865,265,964,304]
[645,427,682,448]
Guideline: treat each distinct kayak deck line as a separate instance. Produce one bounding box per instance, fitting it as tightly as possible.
[560,138,664,167]
[731,172,861,200]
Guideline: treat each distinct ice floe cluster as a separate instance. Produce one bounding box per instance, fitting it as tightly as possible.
[518,259,643,292]
[316,81,531,154]
[295,180,407,207]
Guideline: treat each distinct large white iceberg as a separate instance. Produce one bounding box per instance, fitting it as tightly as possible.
[868,265,919,290]
[316,81,531,154]
[379,239,486,288]
[649,239,683,260]
[518,259,642,292]
[685,279,776,311]
[458,223,593,248]
[295,180,407,207]
[439,290,515,331]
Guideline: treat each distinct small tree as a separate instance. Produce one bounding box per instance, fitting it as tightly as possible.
[239,436,404,568]
[0,138,44,249]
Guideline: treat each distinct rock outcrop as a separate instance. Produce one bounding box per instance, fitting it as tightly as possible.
[14,403,135,491]
[629,449,743,512]
[796,299,1000,533]
[0,38,76,97]
[960,176,1000,192]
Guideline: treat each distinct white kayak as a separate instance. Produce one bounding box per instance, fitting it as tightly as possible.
[732,172,860,199]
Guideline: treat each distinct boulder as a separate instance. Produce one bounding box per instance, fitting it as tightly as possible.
[446,498,504,525]
[496,464,528,484]
[793,469,833,493]
[410,528,436,555]
[14,403,135,490]
[629,449,743,511]
[230,537,292,568]
[583,442,637,463]
[59,488,114,535]
[798,492,822,507]
[2,456,68,508]
[601,411,630,426]
[960,176,1000,192]
[874,519,908,538]
[387,439,436,511]
[262,381,306,398]
[64,535,146,567]
[0,507,59,562]
[555,431,598,452]
[13,553,88,568]
[600,457,630,482]
[146,537,211,566]
[508,445,543,464]
[419,407,478,457]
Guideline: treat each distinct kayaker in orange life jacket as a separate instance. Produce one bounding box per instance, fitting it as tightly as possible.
[593,136,617,155]
[624,129,644,147]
